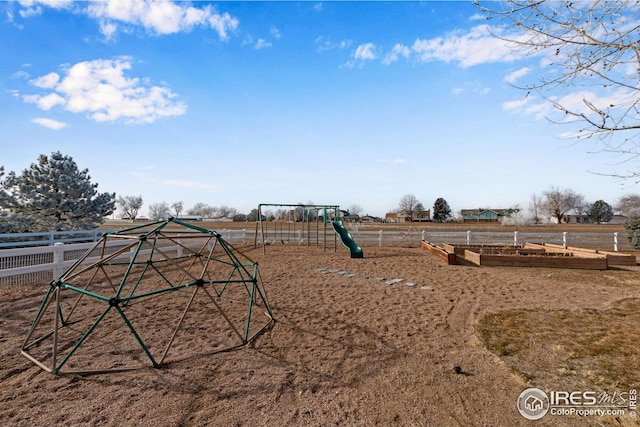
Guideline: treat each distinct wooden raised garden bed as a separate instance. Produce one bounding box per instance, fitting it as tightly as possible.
[421,240,623,270]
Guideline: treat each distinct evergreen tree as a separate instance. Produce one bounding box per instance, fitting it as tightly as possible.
[587,200,614,224]
[0,152,115,232]
[624,212,640,250]
[432,198,452,223]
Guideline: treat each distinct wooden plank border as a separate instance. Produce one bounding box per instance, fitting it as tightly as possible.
[531,243,637,266]
[421,240,456,265]
[463,247,608,270]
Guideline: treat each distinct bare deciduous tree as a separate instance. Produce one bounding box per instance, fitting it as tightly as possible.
[529,194,542,224]
[116,195,143,220]
[398,194,420,220]
[187,203,213,218]
[477,1,640,177]
[149,202,170,221]
[171,201,183,218]
[540,186,585,223]
[348,204,363,217]
[616,193,640,215]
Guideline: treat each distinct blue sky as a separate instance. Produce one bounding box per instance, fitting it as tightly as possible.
[1,0,634,218]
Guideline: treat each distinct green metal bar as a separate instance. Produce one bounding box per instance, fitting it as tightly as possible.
[59,282,111,302]
[114,304,158,368]
[244,278,257,342]
[171,218,220,237]
[252,267,273,318]
[54,304,113,374]
[22,281,57,346]
[58,238,104,281]
[125,260,153,301]
[123,279,215,302]
[116,239,145,299]
[109,219,166,235]
[216,238,255,278]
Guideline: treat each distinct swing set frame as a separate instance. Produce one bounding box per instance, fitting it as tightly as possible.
[254,203,341,255]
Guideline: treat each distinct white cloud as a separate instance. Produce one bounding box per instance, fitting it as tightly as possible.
[354,43,377,61]
[382,43,410,66]
[469,13,486,21]
[30,71,59,88]
[87,1,239,38]
[502,97,531,111]
[451,81,492,96]
[23,57,186,123]
[24,92,66,110]
[254,38,272,50]
[315,36,352,53]
[17,0,239,40]
[502,93,552,119]
[504,67,531,84]
[270,27,281,40]
[412,24,530,68]
[11,70,30,80]
[504,88,636,123]
[31,117,69,130]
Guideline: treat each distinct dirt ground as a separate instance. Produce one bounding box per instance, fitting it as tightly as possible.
[1,244,639,426]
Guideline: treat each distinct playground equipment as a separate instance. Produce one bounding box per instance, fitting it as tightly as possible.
[332,220,363,258]
[255,204,363,258]
[22,218,273,375]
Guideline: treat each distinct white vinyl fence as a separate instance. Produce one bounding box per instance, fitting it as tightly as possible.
[0,228,631,287]
[0,230,250,287]
[0,229,109,249]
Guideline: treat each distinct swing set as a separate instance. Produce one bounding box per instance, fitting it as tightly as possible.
[254,204,340,254]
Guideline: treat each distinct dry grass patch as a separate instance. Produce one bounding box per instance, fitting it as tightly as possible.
[475,298,640,391]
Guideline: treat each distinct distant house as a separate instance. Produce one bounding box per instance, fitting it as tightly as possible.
[561,214,590,224]
[461,208,518,223]
[562,213,627,225]
[360,215,379,223]
[177,215,203,222]
[607,214,627,225]
[385,212,410,223]
[385,210,430,222]
[342,210,360,222]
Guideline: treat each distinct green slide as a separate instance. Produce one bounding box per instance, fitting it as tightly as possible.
[332,220,364,258]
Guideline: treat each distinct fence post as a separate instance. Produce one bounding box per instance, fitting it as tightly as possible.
[514,231,519,247]
[614,232,619,252]
[379,230,384,247]
[49,231,55,246]
[467,231,471,245]
[242,229,247,245]
[421,230,426,242]
[52,242,64,280]
[563,232,568,248]
[177,239,183,258]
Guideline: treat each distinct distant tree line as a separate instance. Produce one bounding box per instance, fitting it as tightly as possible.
[3,152,640,249]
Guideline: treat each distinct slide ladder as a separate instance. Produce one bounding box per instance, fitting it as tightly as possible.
[331,220,363,258]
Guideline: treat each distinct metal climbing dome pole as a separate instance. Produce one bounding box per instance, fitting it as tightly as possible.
[21,218,273,375]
